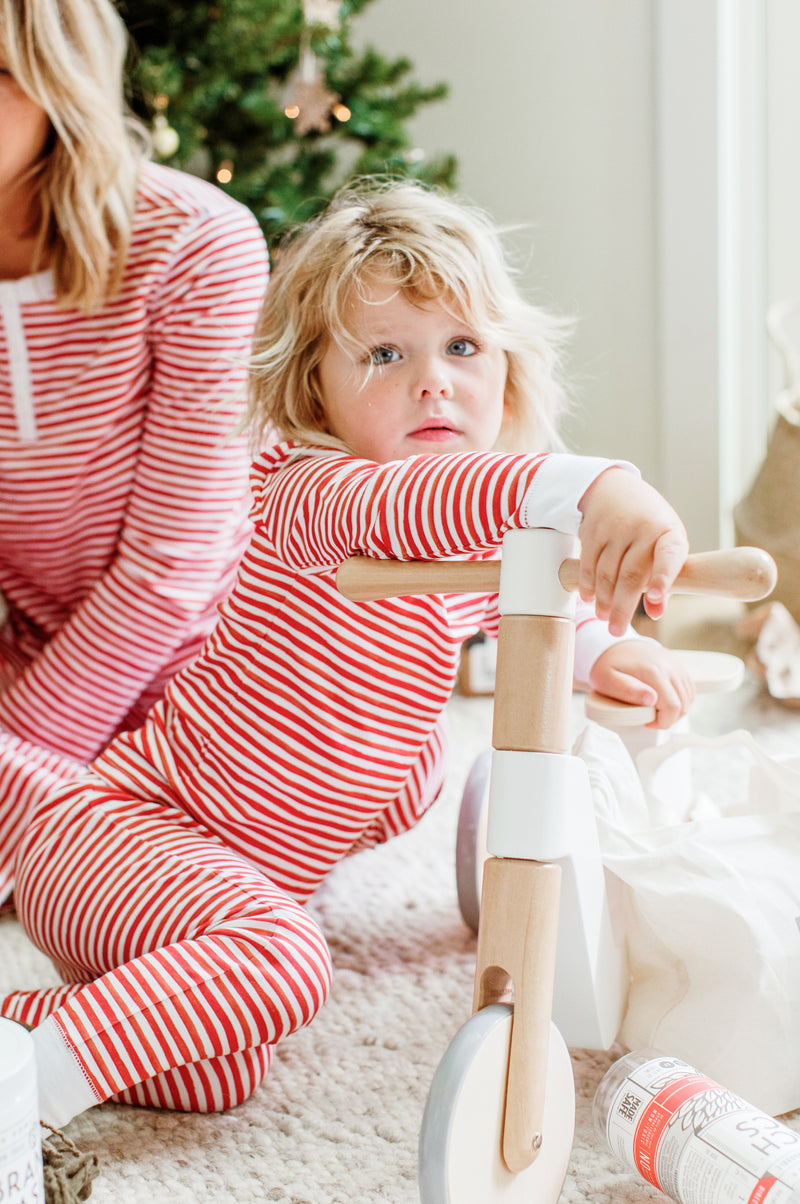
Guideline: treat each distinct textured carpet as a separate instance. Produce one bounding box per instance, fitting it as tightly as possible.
[2,669,800,1203]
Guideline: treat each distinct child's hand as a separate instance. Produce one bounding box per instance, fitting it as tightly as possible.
[577,467,688,636]
[589,640,695,729]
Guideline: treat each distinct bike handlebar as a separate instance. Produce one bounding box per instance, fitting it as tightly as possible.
[336,546,777,605]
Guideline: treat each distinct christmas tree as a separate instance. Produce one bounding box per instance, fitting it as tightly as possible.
[120,0,457,245]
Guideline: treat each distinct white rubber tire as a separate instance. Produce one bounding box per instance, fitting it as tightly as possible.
[419,1005,575,1203]
[455,750,491,934]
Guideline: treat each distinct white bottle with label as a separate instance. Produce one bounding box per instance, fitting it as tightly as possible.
[594,1051,800,1204]
[0,1018,45,1203]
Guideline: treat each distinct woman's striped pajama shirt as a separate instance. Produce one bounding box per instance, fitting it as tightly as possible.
[0,161,268,901]
[3,444,628,1119]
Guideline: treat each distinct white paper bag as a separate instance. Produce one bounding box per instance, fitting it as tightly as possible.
[575,722,800,1116]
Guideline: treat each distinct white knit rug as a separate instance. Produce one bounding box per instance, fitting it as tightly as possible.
[2,679,799,1203]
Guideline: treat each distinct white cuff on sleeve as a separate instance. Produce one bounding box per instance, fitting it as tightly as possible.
[32,1017,101,1128]
[573,620,657,691]
[519,455,639,535]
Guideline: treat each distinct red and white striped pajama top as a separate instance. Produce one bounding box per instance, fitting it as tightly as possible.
[6,443,628,1119]
[0,161,269,900]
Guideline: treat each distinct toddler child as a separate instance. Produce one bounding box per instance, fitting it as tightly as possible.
[1,179,693,1128]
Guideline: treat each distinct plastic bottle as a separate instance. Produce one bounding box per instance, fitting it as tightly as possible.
[0,1018,45,1203]
[593,1050,800,1204]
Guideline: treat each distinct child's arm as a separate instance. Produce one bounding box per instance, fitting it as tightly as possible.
[253,446,622,567]
[577,467,689,637]
[254,447,688,628]
[589,639,695,729]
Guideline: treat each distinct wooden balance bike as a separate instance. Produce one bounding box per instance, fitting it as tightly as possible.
[337,531,777,1203]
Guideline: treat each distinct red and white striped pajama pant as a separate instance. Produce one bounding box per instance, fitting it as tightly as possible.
[1,782,333,1112]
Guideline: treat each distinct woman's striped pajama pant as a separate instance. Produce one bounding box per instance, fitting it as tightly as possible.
[0,783,333,1113]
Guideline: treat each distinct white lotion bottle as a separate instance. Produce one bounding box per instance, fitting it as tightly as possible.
[0,1018,45,1204]
[594,1051,800,1204]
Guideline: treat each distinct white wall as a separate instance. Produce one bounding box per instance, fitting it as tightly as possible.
[354,0,799,550]
[654,0,768,550]
[766,0,800,393]
[354,0,660,477]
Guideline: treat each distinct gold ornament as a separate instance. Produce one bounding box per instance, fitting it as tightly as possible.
[152,114,180,158]
[150,94,180,159]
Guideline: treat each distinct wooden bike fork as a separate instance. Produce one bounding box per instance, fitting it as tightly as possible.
[473,610,574,1173]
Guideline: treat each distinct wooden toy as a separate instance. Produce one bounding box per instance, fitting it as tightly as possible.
[337,535,776,1203]
[456,645,746,937]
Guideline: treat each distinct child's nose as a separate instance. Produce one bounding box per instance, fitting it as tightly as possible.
[413,357,452,400]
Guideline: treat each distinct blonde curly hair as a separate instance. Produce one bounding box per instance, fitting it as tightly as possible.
[247,179,571,455]
[0,0,148,310]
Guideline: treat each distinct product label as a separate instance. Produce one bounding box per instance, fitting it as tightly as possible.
[0,1106,44,1203]
[604,1056,800,1204]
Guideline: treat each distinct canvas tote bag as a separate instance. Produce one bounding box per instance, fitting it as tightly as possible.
[734,299,800,623]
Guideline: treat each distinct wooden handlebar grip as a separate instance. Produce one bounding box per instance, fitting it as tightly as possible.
[337,545,777,604]
[558,545,777,602]
[668,546,777,600]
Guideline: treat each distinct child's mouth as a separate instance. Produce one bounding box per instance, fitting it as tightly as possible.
[409,420,460,441]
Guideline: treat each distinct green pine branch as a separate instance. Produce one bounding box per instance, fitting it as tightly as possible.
[120,0,457,244]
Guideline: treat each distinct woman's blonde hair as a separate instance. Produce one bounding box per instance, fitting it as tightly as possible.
[0,0,148,310]
[248,178,571,455]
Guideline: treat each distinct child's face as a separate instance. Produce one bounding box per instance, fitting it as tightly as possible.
[316,282,508,463]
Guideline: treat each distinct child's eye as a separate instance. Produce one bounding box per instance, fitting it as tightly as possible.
[447,338,478,357]
[369,346,400,365]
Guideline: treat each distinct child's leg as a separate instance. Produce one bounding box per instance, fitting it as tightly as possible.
[8,785,333,1126]
[0,732,85,901]
[1,984,83,1027]
[1,986,274,1113]
[110,1044,273,1111]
